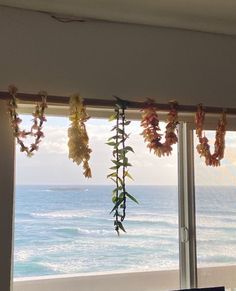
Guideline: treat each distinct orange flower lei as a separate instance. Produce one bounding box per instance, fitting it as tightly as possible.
[195,104,227,167]
[141,99,178,156]
[8,85,47,157]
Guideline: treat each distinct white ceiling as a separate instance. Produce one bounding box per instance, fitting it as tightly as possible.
[1,0,236,35]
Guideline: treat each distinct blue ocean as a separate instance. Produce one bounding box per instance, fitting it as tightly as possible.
[14,185,236,278]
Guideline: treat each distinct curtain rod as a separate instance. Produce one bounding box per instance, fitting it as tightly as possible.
[0,90,235,115]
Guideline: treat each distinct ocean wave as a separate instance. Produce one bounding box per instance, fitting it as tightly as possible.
[126,214,178,227]
[37,256,179,275]
[34,187,90,193]
[197,215,236,229]
[53,227,113,236]
[199,254,236,264]
[77,227,112,236]
[14,250,34,262]
[37,261,84,274]
[40,189,54,192]
[46,187,88,192]
[31,210,100,219]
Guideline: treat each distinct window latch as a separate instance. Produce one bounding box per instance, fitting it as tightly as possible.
[180,226,189,243]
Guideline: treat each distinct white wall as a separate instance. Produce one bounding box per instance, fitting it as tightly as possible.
[1,6,236,107]
[0,101,15,291]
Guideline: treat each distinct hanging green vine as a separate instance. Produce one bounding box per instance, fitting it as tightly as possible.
[107,99,138,235]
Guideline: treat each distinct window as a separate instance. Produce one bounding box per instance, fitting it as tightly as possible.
[4,106,234,291]
[14,115,179,290]
[194,130,236,290]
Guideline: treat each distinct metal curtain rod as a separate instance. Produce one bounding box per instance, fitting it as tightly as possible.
[0,90,235,115]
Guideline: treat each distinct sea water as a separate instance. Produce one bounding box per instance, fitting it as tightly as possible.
[14,185,236,278]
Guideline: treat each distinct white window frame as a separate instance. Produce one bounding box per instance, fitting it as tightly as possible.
[178,122,197,289]
[1,101,236,291]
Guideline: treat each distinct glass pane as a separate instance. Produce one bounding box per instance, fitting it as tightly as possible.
[194,130,236,290]
[14,116,179,291]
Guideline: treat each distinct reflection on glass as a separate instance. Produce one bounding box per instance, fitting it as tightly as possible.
[14,117,179,290]
[195,131,236,289]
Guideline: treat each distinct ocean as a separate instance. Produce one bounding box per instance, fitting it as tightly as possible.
[14,185,236,278]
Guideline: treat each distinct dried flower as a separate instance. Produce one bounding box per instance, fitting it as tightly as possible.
[68,94,92,178]
[8,85,47,156]
[141,99,178,156]
[195,104,227,167]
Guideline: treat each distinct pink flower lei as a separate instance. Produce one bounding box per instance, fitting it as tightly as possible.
[8,85,48,157]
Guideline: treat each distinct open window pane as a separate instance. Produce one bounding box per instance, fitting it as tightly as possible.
[194,130,236,290]
[14,116,179,291]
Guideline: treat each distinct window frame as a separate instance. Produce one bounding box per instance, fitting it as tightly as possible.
[2,101,236,291]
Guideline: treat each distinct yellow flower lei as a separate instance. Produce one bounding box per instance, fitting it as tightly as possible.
[68,94,92,178]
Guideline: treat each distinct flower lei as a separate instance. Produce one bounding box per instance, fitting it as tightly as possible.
[141,99,179,156]
[8,85,47,157]
[195,104,227,167]
[68,94,92,178]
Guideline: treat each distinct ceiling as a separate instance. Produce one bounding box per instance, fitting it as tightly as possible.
[1,0,236,36]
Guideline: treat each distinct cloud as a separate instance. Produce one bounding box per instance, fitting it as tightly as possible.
[16,117,178,185]
[17,116,236,186]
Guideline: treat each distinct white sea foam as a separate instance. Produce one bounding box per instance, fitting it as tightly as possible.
[15,250,34,262]
[197,214,236,229]
[31,210,99,219]
[127,214,178,226]
[77,227,112,236]
[41,189,53,192]
[14,185,236,278]
[38,262,78,273]
[38,255,178,275]
[53,226,113,236]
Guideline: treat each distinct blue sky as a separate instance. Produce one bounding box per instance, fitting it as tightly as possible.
[16,115,236,185]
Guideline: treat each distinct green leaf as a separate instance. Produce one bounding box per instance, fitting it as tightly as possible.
[118,146,134,155]
[111,160,123,166]
[117,176,124,186]
[117,149,127,155]
[125,171,134,180]
[124,121,131,125]
[117,128,124,134]
[112,188,117,194]
[106,141,116,146]
[112,196,118,203]
[110,178,117,184]
[109,113,118,121]
[110,166,119,170]
[110,199,123,214]
[124,162,132,167]
[123,157,128,164]
[112,186,122,194]
[126,193,139,204]
[107,172,117,178]
[111,126,117,131]
[117,221,126,233]
[124,146,134,153]
[108,135,121,141]
[119,192,125,199]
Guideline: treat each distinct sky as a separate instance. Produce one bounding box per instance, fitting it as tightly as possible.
[16,115,236,186]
